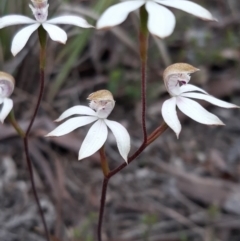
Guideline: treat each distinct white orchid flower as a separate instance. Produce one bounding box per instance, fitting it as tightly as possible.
[0,72,15,123]
[0,0,93,56]
[162,63,239,138]
[46,90,131,162]
[97,0,216,38]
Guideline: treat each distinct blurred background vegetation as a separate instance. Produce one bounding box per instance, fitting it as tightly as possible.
[0,0,240,241]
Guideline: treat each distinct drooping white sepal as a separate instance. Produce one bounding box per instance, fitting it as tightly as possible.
[42,23,67,44]
[146,2,176,38]
[104,119,131,162]
[55,106,97,122]
[176,96,224,125]
[97,0,145,29]
[11,23,40,56]
[46,116,98,137]
[78,119,108,160]
[47,16,93,28]
[155,0,216,21]
[181,92,240,108]
[162,97,181,138]
[0,15,36,28]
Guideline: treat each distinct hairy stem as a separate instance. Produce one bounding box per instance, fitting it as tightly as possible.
[140,58,148,143]
[147,122,168,145]
[8,77,49,241]
[23,68,49,241]
[139,5,149,144]
[22,26,49,241]
[97,123,168,241]
[97,146,110,241]
[110,123,168,186]
[97,178,109,241]
[97,6,150,241]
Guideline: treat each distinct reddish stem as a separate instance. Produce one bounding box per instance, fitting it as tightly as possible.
[139,5,149,144]
[140,58,148,144]
[97,178,109,241]
[147,122,168,145]
[97,123,168,241]
[23,68,50,241]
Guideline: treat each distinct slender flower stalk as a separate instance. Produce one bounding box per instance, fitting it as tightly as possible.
[22,26,50,241]
[97,146,109,241]
[97,122,169,241]
[146,122,168,145]
[2,65,50,240]
[139,5,149,144]
[0,0,93,55]
[97,178,109,241]
[99,146,110,177]
[8,111,25,137]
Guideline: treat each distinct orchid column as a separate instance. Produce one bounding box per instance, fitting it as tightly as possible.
[0,0,93,240]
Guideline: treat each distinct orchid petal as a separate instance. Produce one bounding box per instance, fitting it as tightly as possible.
[55,106,97,122]
[42,23,67,44]
[79,119,108,160]
[146,2,176,38]
[162,97,181,138]
[97,1,145,29]
[181,93,240,108]
[155,0,216,21]
[46,116,98,137]
[180,84,208,94]
[177,96,224,125]
[104,119,130,162]
[0,15,36,28]
[0,98,13,123]
[47,16,93,28]
[11,23,40,56]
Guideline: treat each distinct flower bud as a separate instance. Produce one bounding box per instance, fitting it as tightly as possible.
[163,63,199,96]
[87,90,115,118]
[0,71,15,101]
